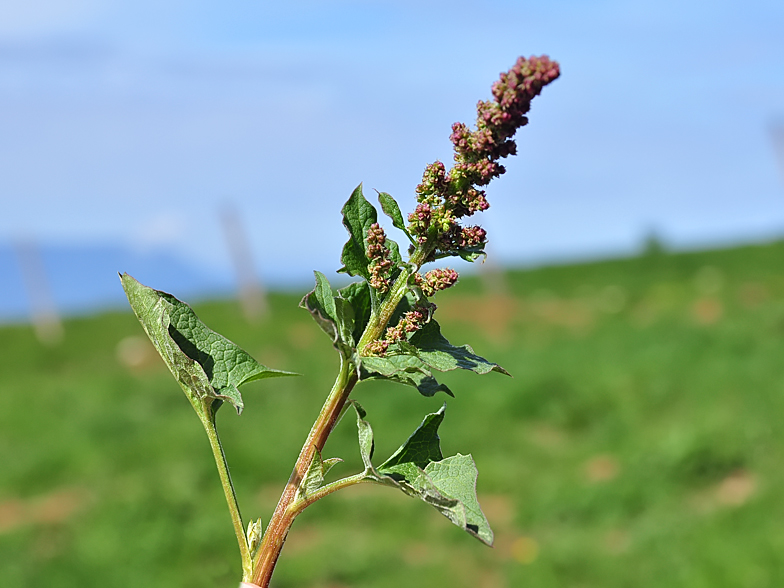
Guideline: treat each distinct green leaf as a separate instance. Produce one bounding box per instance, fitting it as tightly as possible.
[338,184,378,280]
[337,281,372,346]
[379,405,445,470]
[433,244,486,263]
[386,292,506,375]
[351,401,375,471]
[300,272,356,357]
[299,448,343,499]
[300,271,339,341]
[422,454,493,545]
[333,297,356,347]
[323,458,343,475]
[456,247,486,263]
[378,191,416,245]
[376,293,506,379]
[121,273,296,414]
[358,404,494,546]
[246,518,264,560]
[387,239,403,267]
[360,354,452,397]
[410,319,509,376]
[337,184,402,298]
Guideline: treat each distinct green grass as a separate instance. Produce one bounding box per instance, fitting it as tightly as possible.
[3,240,784,587]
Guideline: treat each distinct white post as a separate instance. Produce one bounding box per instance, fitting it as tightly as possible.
[220,204,268,321]
[15,237,63,345]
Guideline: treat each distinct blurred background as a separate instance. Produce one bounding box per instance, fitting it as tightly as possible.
[2,1,784,586]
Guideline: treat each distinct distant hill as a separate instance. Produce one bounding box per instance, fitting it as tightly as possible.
[3,236,784,324]
[0,242,235,322]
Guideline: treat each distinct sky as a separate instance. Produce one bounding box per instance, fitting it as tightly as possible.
[1,0,783,296]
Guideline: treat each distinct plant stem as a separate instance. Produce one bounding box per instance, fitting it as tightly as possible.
[250,241,434,587]
[200,409,253,581]
[250,357,358,587]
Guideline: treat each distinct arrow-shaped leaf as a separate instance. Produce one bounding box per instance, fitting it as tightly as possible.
[353,403,494,546]
[338,184,378,280]
[410,319,509,376]
[379,406,445,470]
[121,273,296,414]
[360,354,452,397]
[337,184,402,290]
[420,454,493,545]
[385,293,507,377]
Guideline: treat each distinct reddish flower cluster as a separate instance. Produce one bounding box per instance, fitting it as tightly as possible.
[414,268,459,297]
[366,223,393,293]
[386,304,432,342]
[408,55,560,256]
[364,339,389,356]
[437,225,488,252]
[365,302,436,356]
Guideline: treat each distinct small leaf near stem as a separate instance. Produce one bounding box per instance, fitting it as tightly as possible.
[378,191,416,245]
[300,271,357,358]
[297,448,343,501]
[410,319,509,376]
[246,517,264,561]
[351,400,375,472]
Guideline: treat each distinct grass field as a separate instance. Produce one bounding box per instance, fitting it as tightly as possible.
[3,240,784,587]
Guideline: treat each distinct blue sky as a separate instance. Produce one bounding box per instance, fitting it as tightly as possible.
[1,0,783,288]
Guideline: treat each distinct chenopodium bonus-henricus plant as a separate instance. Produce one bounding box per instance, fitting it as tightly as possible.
[120,55,559,588]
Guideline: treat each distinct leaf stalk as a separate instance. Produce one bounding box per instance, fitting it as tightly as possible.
[200,406,253,581]
[293,472,373,513]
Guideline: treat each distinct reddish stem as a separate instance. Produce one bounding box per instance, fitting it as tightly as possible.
[250,360,358,586]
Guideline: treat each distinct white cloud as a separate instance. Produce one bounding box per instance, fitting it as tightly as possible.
[133,212,188,254]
